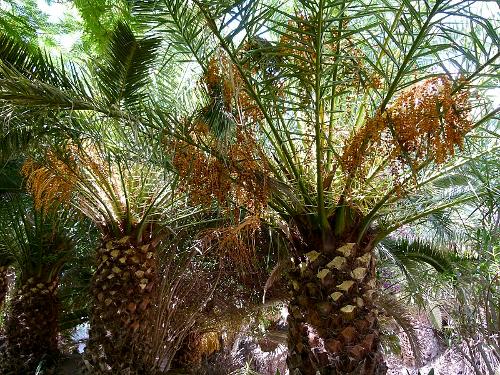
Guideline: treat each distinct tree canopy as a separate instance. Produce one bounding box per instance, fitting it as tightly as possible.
[0,0,498,374]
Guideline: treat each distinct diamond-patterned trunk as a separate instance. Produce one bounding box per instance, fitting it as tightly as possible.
[85,236,158,374]
[0,277,59,374]
[286,242,387,375]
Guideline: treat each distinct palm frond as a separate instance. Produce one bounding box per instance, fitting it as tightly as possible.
[0,32,138,120]
[73,0,133,53]
[94,22,161,110]
[0,33,73,87]
[0,124,32,160]
[0,193,75,282]
[379,237,458,276]
[133,0,214,71]
[0,158,24,194]
[376,290,423,367]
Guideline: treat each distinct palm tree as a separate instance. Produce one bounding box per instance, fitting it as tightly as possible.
[0,21,242,373]
[0,250,14,310]
[1,2,498,373]
[130,1,498,373]
[0,194,76,374]
[21,138,196,373]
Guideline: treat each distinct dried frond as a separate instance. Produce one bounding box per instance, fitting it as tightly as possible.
[263,258,292,303]
[376,291,423,367]
[200,331,221,356]
[200,215,262,271]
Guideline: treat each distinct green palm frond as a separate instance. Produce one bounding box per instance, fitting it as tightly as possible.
[22,130,197,241]
[0,33,80,88]
[132,0,219,114]
[373,144,500,241]
[0,125,32,161]
[0,31,143,120]
[379,237,458,276]
[0,194,75,282]
[94,22,161,110]
[133,0,214,70]
[0,32,101,117]
[0,158,24,194]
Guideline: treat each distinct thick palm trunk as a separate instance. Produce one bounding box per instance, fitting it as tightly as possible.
[0,277,59,374]
[286,241,387,375]
[172,331,204,369]
[0,265,9,308]
[85,236,158,374]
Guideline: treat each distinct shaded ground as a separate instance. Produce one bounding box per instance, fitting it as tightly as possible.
[6,312,491,375]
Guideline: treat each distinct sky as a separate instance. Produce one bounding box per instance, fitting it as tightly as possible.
[36,0,82,51]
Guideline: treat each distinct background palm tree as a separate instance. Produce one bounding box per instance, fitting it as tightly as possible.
[0,194,80,374]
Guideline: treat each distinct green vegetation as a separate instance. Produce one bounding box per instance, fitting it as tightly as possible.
[0,0,498,374]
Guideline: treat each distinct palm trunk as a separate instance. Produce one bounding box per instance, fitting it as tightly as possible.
[172,331,204,370]
[85,235,158,374]
[0,265,9,308]
[286,241,387,375]
[0,276,59,374]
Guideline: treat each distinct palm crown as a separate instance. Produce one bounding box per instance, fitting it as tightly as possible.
[138,0,498,244]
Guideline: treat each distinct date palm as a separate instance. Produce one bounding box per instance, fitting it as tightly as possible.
[131,1,499,373]
[20,135,195,373]
[0,23,189,373]
[0,2,498,374]
[0,194,77,374]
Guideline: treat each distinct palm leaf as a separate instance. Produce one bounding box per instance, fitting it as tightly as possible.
[0,158,24,194]
[379,237,458,276]
[376,290,423,367]
[0,32,137,120]
[133,0,214,70]
[94,22,161,110]
[0,194,75,282]
[0,33,78,88]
